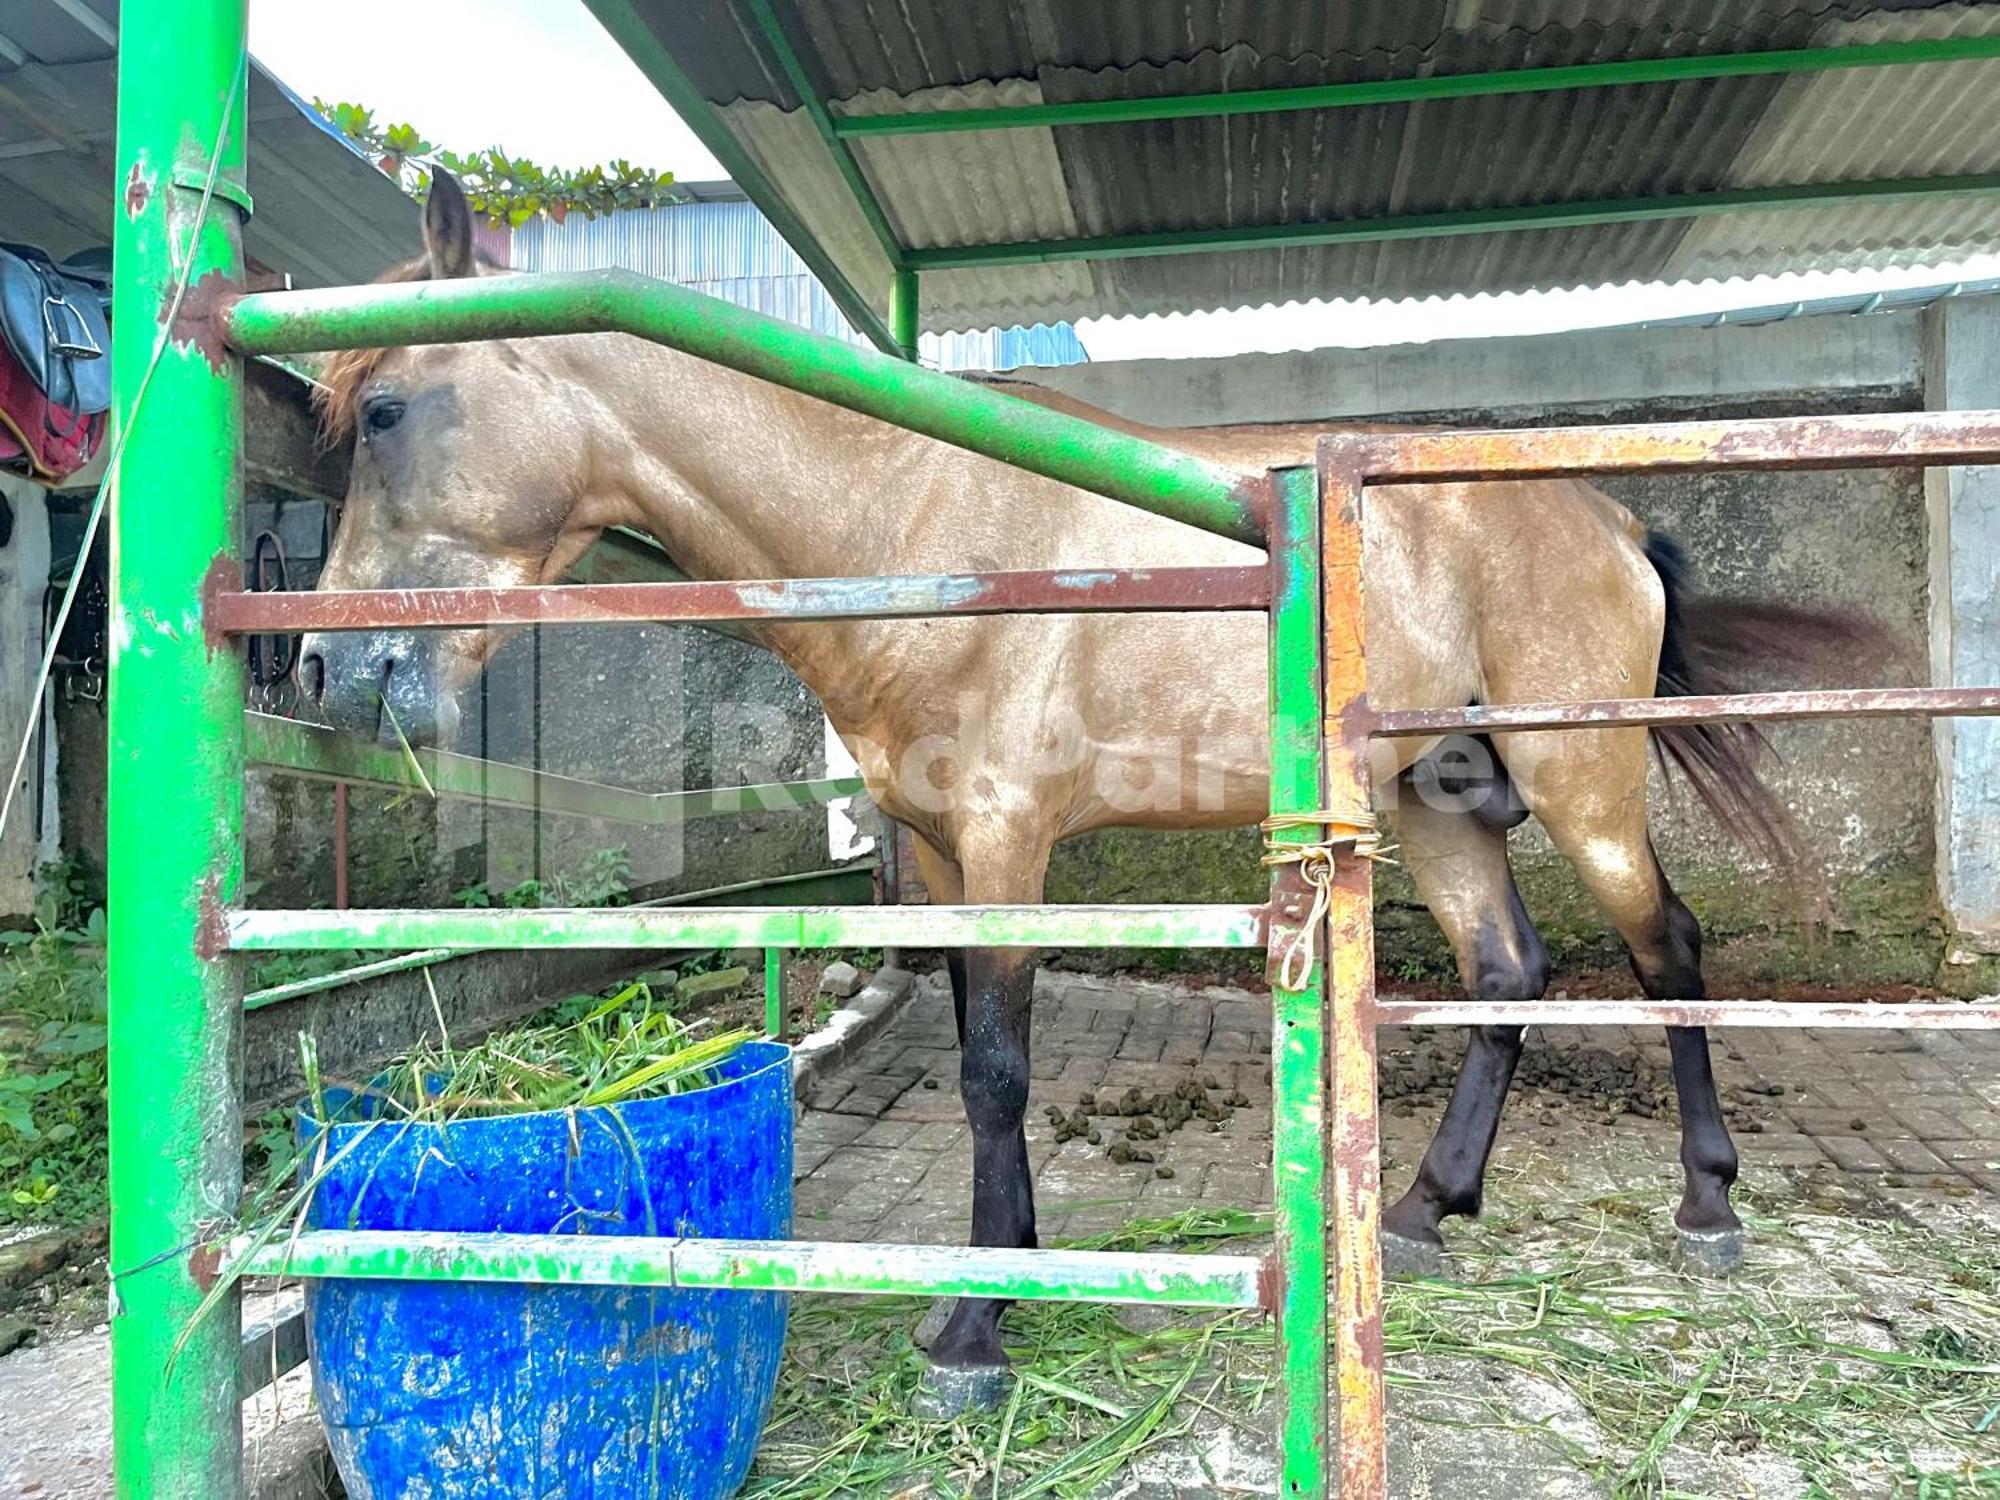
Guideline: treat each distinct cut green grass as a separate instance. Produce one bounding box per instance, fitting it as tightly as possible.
[743,1194,2000,1498]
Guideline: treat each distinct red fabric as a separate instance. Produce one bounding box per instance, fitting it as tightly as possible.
[0,342,103,483]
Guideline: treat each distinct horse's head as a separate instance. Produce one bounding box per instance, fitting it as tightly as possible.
[299,172,610,746]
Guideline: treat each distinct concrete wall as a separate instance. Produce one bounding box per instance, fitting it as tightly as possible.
[1027,310,1951,986]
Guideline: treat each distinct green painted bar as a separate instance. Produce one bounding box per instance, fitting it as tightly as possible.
[224,270,1263,544]
[245,711,863,825]
[836,34,2000,136]
[243,947,455,1012]
[108,0,249,1490]
[1263,466,1331,1497]
[230,1231,1268,1308]
[577,0,902,354]
[905,171,2000,270]
[227,903,1266,952]
[243,866,876,1013]
[764,945,783,1039]
[890,268,919,360]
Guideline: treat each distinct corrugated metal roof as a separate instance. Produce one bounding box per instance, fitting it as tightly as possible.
[0,0,419,285]
[511,197,1086,371]
[613,0,2000,328]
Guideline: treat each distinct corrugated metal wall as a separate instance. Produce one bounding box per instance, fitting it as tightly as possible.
[511,197,1086,371]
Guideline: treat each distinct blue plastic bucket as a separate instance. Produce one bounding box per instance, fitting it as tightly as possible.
[300,1040,793,1500]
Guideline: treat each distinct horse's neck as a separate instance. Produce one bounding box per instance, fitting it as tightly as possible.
[588,337,932,582]
[584,335,968,728]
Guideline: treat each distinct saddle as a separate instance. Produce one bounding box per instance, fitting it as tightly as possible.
[0,242,112,484]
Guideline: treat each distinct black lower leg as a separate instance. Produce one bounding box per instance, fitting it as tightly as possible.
[1383,1023,1527,1243]
[1636,882,1741,1238]
[930,948,1037,1371]
[946,949,968,1044]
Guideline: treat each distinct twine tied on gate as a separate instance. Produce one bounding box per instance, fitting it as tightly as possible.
[1259,810,1393,992]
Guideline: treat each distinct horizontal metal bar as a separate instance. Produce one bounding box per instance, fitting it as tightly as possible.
[1377,998,2000,1030]
[225,271,1263,545]
[213,567,1270,633]
[245,712,860,824]
[904,173,2000,270]
[238,866,873,1012]
[242,946,456,1011]
[1336,409,2000,482]
[226,903,1266,952]
[834,36,2000,137]
[229,1231,1267,1308]
[1371,686,2000,738]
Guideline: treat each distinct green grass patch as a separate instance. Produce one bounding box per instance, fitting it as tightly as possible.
[745,1197,2000,1498]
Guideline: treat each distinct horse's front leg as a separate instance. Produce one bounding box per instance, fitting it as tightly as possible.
[916,944,1038,1416]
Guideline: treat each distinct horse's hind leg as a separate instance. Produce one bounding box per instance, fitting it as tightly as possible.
[912,832,1048,1417]
[1381,761,1550,1276]
[1499,727,1745,1274]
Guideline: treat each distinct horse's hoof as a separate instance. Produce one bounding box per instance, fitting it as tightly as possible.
[914,1296,956,1350]
[1382,1229,1451,1281]
[913,1362,1011,1420]
[1672,1226,1747,1277]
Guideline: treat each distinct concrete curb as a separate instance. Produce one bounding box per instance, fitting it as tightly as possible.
[791,966,918,1099]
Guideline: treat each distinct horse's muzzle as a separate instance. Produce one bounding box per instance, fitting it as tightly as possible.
[298,629,460,748]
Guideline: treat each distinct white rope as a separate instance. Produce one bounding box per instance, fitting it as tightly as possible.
[1260,810,1393,992]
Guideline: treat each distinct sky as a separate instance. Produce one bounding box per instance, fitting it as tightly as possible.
[250,0,726,181]
[249,0,2000,363]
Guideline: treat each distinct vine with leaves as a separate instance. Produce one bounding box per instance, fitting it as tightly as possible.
[315,100,685,228]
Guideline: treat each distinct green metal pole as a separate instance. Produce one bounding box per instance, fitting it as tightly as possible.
[903,170,2000,270]
[1264,466,1330,1497]
[764,945,783,1039]
[890,268,920,361]
[108,0,249,1492]
[226,270,1262,544]
[835,34,2000,136]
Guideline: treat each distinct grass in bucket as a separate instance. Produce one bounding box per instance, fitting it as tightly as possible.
[184,977,758,1358]
[742,1195,2000,1498]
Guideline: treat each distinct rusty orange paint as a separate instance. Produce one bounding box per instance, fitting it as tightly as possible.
[1317,446,1387,1499]
[1343,409,2000,483]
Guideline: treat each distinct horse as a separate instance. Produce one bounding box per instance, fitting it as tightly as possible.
[296,173,1877,1413]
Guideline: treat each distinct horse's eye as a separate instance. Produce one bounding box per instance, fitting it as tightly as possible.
[361,398,405,438]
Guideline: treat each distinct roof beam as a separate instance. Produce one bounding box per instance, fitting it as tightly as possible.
[902,172,2000,270]
[741,0,906,269]
[580,0,903,355]
[834,34,2000,137]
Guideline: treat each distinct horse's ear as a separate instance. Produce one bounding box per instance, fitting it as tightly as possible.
[422,169,477,280]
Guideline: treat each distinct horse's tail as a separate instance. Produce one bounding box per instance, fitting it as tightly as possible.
[1642,530,1893,889]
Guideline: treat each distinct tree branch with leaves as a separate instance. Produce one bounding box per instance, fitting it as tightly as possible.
[315,100,685,227]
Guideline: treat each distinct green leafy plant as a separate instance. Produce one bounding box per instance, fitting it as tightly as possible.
[313,100,685,228]
[0,917,108,1225]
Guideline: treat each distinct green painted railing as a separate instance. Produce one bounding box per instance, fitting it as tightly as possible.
[225,269,1264,546]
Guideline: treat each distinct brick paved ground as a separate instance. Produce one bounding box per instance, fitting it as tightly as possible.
[795,968,2000,1249]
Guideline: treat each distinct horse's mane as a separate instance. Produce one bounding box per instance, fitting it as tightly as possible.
[311,256,435,447]
[313,251,501,447]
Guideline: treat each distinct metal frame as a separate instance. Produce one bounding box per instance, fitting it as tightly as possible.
[109,9,2000,1497]
[564,18,2000,326]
